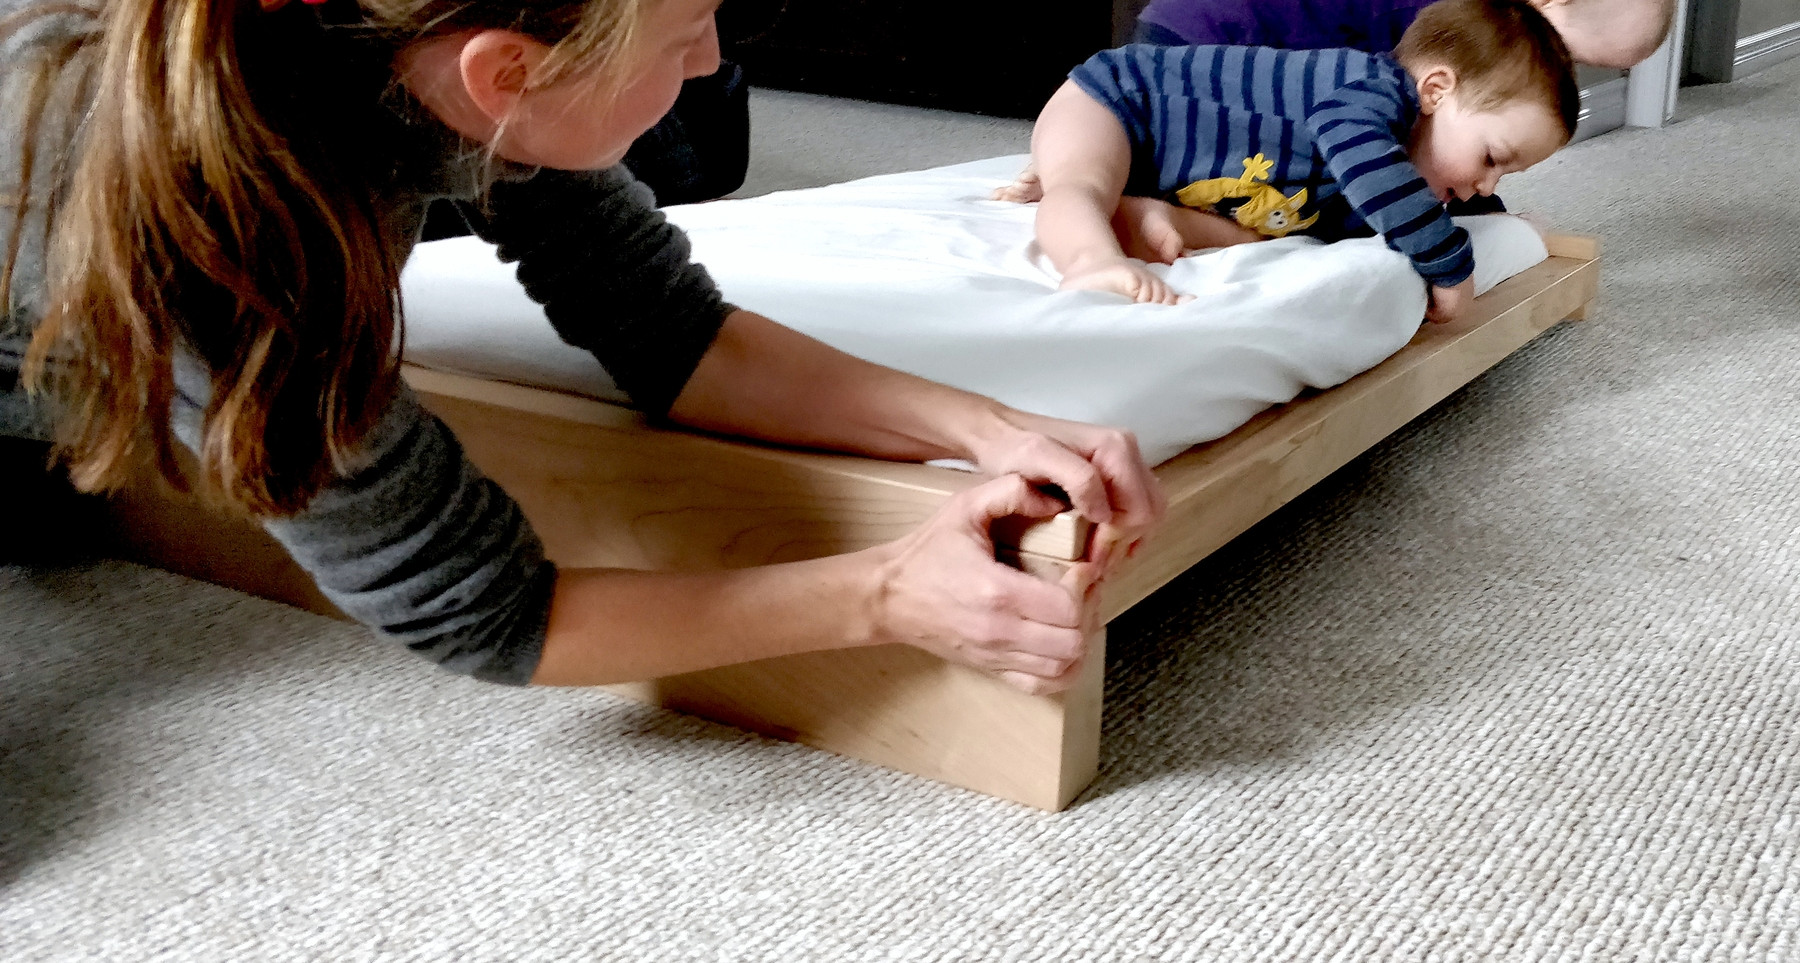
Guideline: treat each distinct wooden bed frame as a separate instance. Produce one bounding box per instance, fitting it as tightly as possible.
[103,234,1599,811]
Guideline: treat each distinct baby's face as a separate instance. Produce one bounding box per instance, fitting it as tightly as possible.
[1407,95,1566,205]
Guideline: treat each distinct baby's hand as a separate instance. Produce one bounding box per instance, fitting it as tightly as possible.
[1060,256,1187,305]
[1426,276,1475,324]
[991,163,1045,204]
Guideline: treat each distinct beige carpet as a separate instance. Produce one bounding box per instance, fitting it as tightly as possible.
[4,61,1799,961]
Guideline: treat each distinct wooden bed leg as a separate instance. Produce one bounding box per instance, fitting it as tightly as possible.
[1055,626,1107,808]
[1563,297,1596,321]
[608,625,1106,811]
[606,550,1106,809]
[101,471,343,619]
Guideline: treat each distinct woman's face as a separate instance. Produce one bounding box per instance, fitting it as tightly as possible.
[508,0,723,170]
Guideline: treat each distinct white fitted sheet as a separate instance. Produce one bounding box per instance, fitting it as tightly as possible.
[400,155,1547,466]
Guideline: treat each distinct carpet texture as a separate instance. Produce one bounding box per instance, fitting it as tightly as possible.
[4,63,1799,961]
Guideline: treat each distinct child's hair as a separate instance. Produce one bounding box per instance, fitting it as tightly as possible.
[1,0,650,516]
[1393,0,1582,141]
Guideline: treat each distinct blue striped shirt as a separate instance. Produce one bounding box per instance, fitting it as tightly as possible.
[1070,44,1473,286]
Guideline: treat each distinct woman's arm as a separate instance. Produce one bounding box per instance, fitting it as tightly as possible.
[668,309,1166,566]
[474,163,1149,530]
[239,380,1104,694]
[533,473,1099,694]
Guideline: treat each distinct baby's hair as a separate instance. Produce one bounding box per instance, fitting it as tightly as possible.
[1,0,650,516]
[1393,0,1581,141]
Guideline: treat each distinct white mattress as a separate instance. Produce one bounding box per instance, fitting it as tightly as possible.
[400,155,1547,466]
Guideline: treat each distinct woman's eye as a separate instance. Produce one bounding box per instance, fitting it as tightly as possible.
[1485,153,1496,167]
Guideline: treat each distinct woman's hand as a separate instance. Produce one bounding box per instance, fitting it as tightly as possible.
[962,406,1166,573]
[865,474,1103,694]
[537,476,1102,691]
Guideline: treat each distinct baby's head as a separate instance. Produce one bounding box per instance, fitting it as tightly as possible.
[1532,0,1676,68]
[1395,0,1580,204]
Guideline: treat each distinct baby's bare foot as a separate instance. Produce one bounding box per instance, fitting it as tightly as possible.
[990,164,1045,203]
[1059,257,1185,305]
[1113,196,1186,265]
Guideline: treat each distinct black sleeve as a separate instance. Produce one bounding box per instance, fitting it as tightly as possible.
[254,388,558,685]
[1446,194,1508,216]
[460,166,733,417]
[168,351,558,686]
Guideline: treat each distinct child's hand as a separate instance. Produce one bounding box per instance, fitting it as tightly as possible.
[1060,256,1188,305]
[991,163,1045,204]
[1426,277,1476,324]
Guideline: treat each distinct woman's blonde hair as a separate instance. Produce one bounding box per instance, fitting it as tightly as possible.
[2,0,649,515]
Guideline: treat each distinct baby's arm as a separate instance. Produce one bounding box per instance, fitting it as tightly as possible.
[1031,81,1183,305]
[1306,79,1475,322]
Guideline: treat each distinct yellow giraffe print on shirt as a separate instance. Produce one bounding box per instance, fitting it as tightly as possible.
[1174,153,1320,238]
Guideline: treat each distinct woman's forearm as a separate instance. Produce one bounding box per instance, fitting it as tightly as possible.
[532,553,879,686]
[531,475,1101,693]
[667,309,1165,542]
[668,309,1012,463]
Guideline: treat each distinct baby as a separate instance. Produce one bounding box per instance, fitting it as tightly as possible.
[1004,0,1674,212]
[1012,0,1581,320]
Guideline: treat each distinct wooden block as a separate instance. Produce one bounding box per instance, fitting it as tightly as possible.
[397,372,1114,808]
[999,548,1079,581]
[1543,232,1600,261]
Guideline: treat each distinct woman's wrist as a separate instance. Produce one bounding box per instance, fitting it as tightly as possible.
[936,395,1030,468]
[535,551,896,685]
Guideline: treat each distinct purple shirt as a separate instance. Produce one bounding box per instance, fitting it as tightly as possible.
[1137,0,1432,52]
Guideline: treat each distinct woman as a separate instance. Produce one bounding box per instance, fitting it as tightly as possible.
[0,0,1163,695]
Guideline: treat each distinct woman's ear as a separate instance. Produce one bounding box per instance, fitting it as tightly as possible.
[1413,64,1459,114]
[457,30,551,124]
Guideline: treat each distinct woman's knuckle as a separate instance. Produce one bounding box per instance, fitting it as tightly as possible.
[973,612,1012,646]
[972,580,1011,613]
[1049,627,1085,660]
[1008,674,1051,696]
